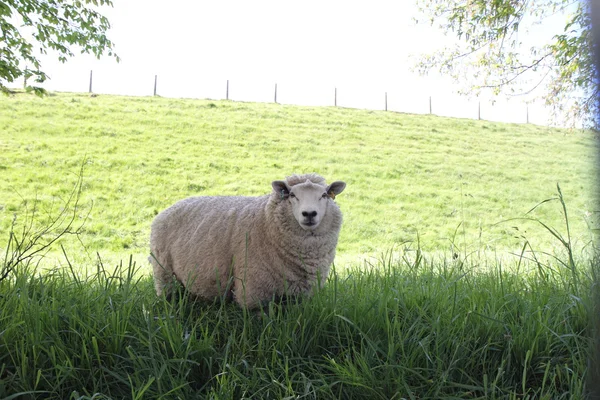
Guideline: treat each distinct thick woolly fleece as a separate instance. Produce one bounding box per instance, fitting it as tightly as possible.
[149,173,344,309]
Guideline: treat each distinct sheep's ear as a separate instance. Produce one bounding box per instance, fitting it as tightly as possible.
[327,181,346,199]
[272,180,290,199]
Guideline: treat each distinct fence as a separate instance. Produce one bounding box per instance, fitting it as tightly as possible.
[82,70,544,126]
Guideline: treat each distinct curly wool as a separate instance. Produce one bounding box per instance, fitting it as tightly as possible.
[149,173,344,309]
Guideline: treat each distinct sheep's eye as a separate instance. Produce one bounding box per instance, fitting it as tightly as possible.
[289,192,296,198]
[321,193,328,199]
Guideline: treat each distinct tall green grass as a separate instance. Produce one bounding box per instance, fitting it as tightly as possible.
[0,244,592,399]
[0,186,595,398]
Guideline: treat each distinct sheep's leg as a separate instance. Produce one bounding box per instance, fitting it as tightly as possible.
[233,276,260,309]
[149,252,173,297]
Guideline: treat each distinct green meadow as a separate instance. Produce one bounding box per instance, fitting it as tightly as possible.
[0,93,597,265]
[0,92,598,398]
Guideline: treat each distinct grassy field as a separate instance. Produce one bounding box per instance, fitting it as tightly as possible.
[0,92,598,398]
[0,92,597,267]
[0,249,595,399]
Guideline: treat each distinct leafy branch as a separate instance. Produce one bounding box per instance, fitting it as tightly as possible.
[0,0,119,95]
[415,0,598,128]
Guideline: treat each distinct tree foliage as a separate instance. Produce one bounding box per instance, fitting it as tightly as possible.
[416,0,598,129]
[0,0,118,95]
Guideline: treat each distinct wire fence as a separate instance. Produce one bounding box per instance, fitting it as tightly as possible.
[52,69,552,126]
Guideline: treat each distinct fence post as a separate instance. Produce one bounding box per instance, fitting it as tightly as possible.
[23,66,28,89]
[526,105,529,123]
[334,87,337,107]
[89,70,93,93]
[478,101,481,120]
[274,83,277,103]
[385,92,388,111]
[429,96,432,114]
[153,75,157,96]
[226,80,229,100]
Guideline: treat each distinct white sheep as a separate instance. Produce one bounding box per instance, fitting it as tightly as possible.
[149,173,346,309]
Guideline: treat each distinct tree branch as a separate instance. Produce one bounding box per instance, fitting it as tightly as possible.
[0,160,91,281]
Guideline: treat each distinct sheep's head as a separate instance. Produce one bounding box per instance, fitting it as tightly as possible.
[272,178,346,231]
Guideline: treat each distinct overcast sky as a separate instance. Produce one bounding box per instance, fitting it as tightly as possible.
[27,0,576,125]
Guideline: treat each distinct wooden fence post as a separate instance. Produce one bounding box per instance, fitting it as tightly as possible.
[274,83,277,103]
[153,75,157,96]
[478,101,481,120]
[526,105,529,123]
[226,80,229,100]
[89,70,93,93]
[429,96,432,114]
[385,92,388,111]
[334,87,337,107]
[23,66,28,89]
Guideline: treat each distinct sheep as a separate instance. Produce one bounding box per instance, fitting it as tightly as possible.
[149,173,346,309]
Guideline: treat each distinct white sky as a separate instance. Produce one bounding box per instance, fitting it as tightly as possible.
[23,0,578,125]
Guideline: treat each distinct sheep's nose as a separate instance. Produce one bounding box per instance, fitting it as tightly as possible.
[302,211,317,219]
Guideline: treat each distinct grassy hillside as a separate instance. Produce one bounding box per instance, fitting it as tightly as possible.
[0,92,597,269]
[0,92,597,398]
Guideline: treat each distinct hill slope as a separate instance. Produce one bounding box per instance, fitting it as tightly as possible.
[0,92,597,268]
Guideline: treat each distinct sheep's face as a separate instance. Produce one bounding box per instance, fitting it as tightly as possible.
[272,179,346,231]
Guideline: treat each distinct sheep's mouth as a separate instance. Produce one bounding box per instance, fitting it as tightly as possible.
[301,221,317,229]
